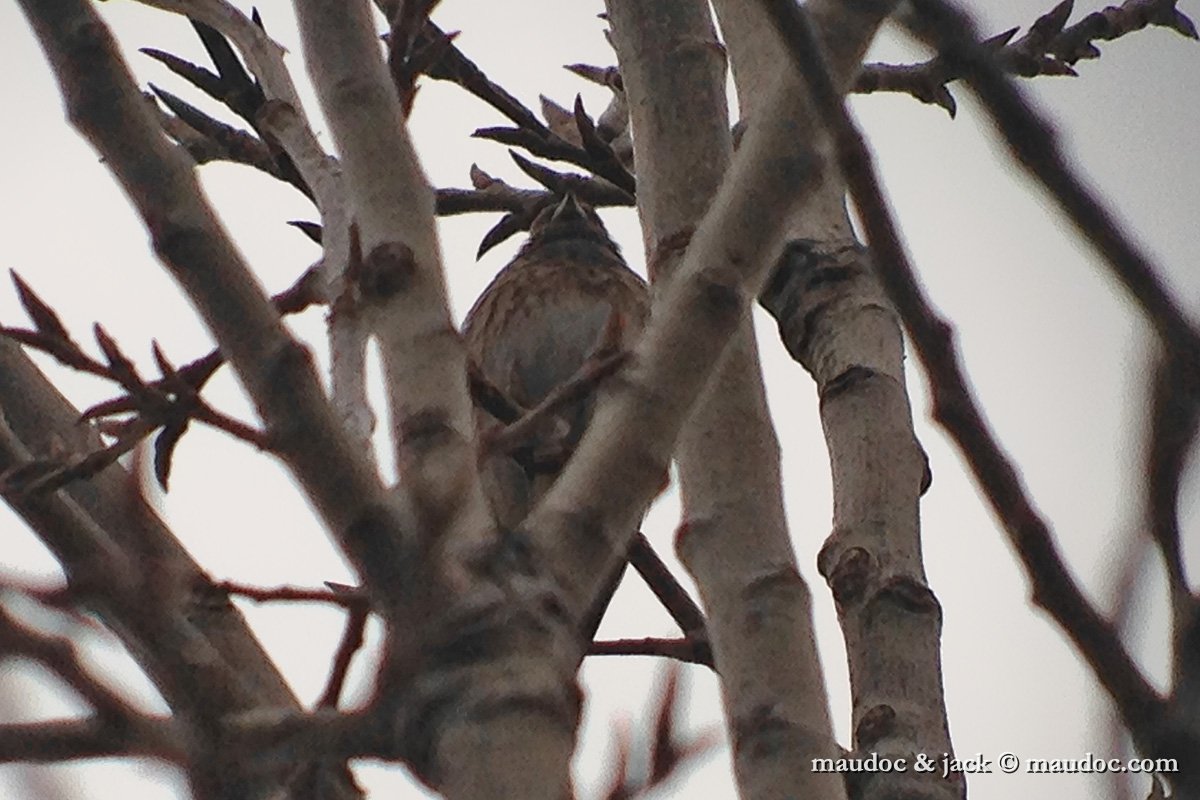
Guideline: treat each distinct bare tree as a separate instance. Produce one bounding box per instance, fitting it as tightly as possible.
[1,1,1197,799]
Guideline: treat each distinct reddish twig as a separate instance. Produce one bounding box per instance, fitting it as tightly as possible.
[0,606,134,723]
[589,636,713,667]
[627,533,710,654]
[218,580,368,609]
[485,352,631,458]
[1,266,323,492]
[317,602,371,708]
[597,667,720,799]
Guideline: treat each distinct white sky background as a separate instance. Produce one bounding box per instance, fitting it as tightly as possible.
[1,1,1198,798]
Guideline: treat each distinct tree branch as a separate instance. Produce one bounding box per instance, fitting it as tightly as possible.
[294,0,486,529]
[904,0,1200,361]
[17,0,422,659]
[524,0,898,669]
[604,2,859,800]
[0,717,183,765]
[768,0,1177,777]
[856,0,1197,115]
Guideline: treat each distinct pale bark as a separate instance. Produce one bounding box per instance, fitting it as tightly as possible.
[747,0,951,794]
[393,0,908,791]
[524,0,895,659]
[22,3,578,798]
[292,0,488,532]
[713,3,960,799]
[136,0,376,458]
[7,0,1196,797]
[289,5,587,800]
[604,2,847,799]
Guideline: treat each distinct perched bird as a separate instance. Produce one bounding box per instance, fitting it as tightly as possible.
[462,193,648,530]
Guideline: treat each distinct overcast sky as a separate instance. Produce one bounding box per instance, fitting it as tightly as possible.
[2,1,1198,798]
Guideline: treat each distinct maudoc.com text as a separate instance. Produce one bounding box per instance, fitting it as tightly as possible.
[811,752,1178,779]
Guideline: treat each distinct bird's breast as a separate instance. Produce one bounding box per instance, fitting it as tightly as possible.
[465,257,647,409]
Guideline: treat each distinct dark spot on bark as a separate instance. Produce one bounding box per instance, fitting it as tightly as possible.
[879,576,941,617]
[361,242,418,300]
[856,704,896,748]
[829,546,873,605]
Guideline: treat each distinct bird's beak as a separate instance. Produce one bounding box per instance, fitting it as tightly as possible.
[550,192,586,224]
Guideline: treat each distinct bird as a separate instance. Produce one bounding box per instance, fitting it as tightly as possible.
[461,193,649,531]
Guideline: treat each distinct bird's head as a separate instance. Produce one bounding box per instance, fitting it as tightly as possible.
[523,193,622,259]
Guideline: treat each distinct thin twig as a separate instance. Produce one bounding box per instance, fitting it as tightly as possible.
[857,0,1197,115]
[0,717,182,764]
[1146,351,1198,594]
[318,604,371,708]
[904,0,1200,360]
[403,19,638,192]
[589,636,713,667]
[627,533,710,652]
[0,607,134,723]
[485,352,630,457]
[219,580,368,609]
[1,266,322,494]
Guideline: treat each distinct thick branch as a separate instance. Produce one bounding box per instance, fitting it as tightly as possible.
[771,0,1175,774]
[294,0,488,532]
[0,343,275,707]
[0,339,365,799]
[605,3,852,800]
[296,5,579,800]
[526,0,897,650]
